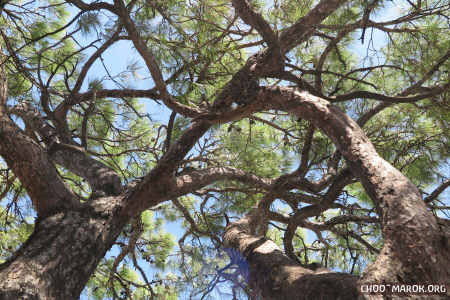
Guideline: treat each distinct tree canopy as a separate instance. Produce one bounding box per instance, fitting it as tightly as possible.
[0,0,449,299]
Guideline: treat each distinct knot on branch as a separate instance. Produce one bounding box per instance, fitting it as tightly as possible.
[91,167,122,196]
[213,46,284,112]
[248,47,284,77]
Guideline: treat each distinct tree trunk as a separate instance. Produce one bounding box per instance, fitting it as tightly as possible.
[0,197,126,300]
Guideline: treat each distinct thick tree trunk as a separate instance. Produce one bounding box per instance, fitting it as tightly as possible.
[0,197,126,300]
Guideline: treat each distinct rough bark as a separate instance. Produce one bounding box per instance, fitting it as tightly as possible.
[0,196,126,299]
[0,47,78,217]
[223,211,361,300]
[279,0,350,52]
[9,103,122,196]
[223,87,450,299]
[0,45,127,299]
[0,2,449,299]
[267,88,450,287]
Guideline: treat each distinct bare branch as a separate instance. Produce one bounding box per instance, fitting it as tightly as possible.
[66,0,116,13]
[400,49,450,96]
[425,180,450,203]
[72,26,124,94]
[357,102,392,127]
[331,83,449,103]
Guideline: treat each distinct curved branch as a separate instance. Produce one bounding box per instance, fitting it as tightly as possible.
[172,198,221,245]
[66,0,116,13]
[123,120,211,215]
[222,86,449,291]
[356,102,392,127]
[315,26,357,92]
[173,167,273,198]
[72,27,123,94]
[9,102,122,196]
[400,49,450,96]
[223,209,360,299]
[283,169,353,261]
[0,55,77,216]
[330,83,449,103]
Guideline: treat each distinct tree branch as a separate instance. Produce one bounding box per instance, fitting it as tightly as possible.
[279,0,350,53]
[425,180,450,203]
[9,102,122,196]
[223,208,360,299]
[0,53,77,216]
[231,0,278,46]
[66,0,116,13]
[219,85,448,286]
[114,0,201,118]
[330,83,449,103]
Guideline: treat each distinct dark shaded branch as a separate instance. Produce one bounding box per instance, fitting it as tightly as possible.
[9,103,122,196]
[278,70,322,97]
[0,1,10,14]
[301,220,380,255]
[357,102,392,127]
[0,55,77,216]
[425,180,450,203]
[164,111,177,152]
[283,169,353,260]
[66,0,116,13]
[80,94,96,149]
[114,0,201,118]
[360,0,380,44]
[123,120,211,216]
[279,0,350,53]
[172,198,221,245]
[331,83,449,103]
[400,49,450,96]
[315,26,357,92]
[72,26,123,94]
[296,124,314,176]
[231,0,278,46]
